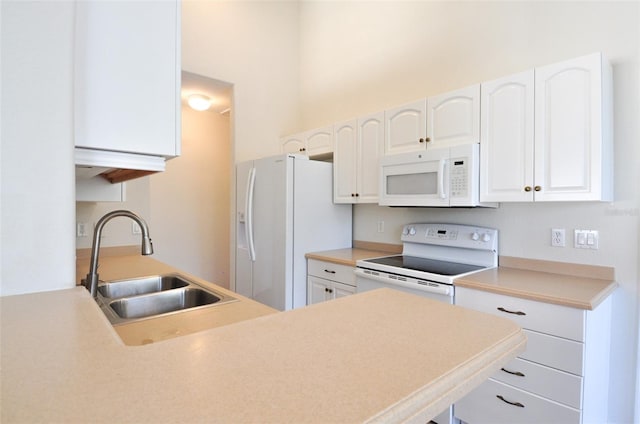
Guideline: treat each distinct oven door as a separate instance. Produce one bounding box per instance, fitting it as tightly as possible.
[379,148,450,207]
[354,268,453,304]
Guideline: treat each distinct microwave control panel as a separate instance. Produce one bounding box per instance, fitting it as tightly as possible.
[450,158,468,198]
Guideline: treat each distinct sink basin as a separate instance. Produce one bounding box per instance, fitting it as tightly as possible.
[109,288,222,319]
[95,273,237,325]
[98,275,189,298]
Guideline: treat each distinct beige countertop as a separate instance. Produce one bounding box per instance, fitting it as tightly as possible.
[456,256,617,310]
[2,255,525,423]
[307,248,617,311]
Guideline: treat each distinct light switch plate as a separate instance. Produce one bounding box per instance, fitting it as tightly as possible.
[574,229,599,249]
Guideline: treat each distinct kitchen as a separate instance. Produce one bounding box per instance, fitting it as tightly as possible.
[1,1,639,423]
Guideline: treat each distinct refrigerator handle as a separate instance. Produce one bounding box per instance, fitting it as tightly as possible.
[245,167,257,261]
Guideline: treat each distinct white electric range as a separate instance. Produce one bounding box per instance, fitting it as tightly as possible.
[355,223,498,304]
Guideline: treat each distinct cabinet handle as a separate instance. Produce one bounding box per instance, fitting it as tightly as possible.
[496,395,525,408]
[300,147,306,152]
[351,193,355,197]
[328,288,333,294]
[426,137,431,142]
[497,307,526,316]
[324,269,336,274]
[501,367,525,377]
[355,193,359,197]
[419,138,425,143]
[534,185,541,191]
[524,186,532,192]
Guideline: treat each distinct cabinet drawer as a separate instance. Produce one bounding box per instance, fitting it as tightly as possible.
[455,378,580,424]
[307,259,355,286]
[455,287,585,341]
[521,329,583,375]
[493,357,582,409]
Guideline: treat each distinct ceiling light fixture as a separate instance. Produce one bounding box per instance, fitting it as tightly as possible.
[187,94,211,111]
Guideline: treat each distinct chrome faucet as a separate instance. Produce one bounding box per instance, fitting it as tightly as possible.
[84,210,153,298]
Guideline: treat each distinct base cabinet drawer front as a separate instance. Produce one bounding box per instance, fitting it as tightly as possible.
[493,357,583,409]
[455,287,585,342]
[307,259,355,285]
[521,329,584,376]
[455,379,580,424]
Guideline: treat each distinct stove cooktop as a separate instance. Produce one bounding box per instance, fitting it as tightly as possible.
[361,255,486,277]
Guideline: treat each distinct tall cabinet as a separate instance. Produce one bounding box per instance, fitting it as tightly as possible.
[480,53,612,202]
[333,113,384,203]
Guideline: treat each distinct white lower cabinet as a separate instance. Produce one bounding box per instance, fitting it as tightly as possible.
[454,286,612,424]
[307,259,356,305]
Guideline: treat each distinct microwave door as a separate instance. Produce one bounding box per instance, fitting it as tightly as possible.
[380,150,450,207]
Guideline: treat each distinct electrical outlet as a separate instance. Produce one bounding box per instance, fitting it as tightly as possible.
[132,222,142,235]
[574,230,599,249]
[76,222,88,237]
[377,220,385,233]
[551,228,565,247]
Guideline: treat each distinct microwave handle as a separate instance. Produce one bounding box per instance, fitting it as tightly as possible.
[438,159,448,199]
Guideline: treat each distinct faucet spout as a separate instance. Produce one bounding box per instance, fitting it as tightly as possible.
[85,210,153,298]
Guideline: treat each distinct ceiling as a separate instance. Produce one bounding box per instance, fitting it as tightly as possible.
[181,71,232,115]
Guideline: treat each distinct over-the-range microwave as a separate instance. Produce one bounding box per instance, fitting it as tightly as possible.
[379,144,496,207]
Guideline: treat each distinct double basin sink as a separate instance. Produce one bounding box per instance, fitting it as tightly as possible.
[96,274,237,325]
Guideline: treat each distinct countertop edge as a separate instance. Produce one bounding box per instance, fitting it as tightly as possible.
[367,328,527,423]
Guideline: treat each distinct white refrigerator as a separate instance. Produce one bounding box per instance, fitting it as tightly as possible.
[236,154,352,311]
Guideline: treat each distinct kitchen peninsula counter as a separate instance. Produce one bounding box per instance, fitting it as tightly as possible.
[2,256,525,423]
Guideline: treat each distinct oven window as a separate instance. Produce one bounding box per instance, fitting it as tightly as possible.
[386,172,437,195]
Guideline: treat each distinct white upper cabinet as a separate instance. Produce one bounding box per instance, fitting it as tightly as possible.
[384,99,427,155]
[333,120,358,203]
[480,70,535,202]
[305,126,333,157]
[333,113,384,204]
[481,53,612,202]
[281,134,306,154]
[534,52,612,201]
[74,1,181,158]
[281,126,333,158]
[427,84,480,148]
[357,112,384,202]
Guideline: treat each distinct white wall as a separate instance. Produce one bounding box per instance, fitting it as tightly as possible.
[149,106,231,287]
[181,0,300,163]
[0,1,76,296]
[75,178,151,249]
[298,2,640,422]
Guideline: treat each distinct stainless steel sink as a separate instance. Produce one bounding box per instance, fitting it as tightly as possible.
[96,274,237,325]
[109,288,222,319]
[98,275,189,299]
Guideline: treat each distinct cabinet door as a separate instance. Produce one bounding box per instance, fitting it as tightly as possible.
[384,99,427,155]
[357,112,384,203]
[480,71,535,202]
[534,52,612,201]
[74,1,180,157]
[333,120,358,203]
[427,84,480,148]
[281,134,305,154]
[307,276,331,305]
[305,126,333,157]
[332,281,356,299]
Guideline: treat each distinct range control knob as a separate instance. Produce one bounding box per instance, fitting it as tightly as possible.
[471,232,480,241]
[402,227,409,236]
[408,227,417,236]
[482,233,491,242]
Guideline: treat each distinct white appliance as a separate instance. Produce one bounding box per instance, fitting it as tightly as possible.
[236,154,352,311]
[355,222,498,424]
[379,143,496,207]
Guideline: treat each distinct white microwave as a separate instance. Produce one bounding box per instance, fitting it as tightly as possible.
[379,144,496,207]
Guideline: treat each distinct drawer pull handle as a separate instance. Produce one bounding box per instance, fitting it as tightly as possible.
[497,307,526,316]
[497,395,525,408]
[324,269,336,274]
[501,367,525,377]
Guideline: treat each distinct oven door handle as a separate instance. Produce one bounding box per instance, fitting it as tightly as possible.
[354,269,452,296]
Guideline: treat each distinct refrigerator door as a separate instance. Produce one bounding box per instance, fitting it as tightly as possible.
[235,160,254,299]
[249,155,294,311]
